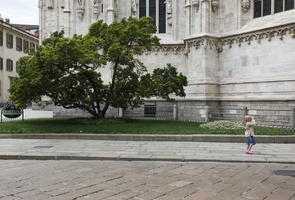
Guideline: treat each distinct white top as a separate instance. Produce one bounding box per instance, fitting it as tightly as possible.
[245,120,256,137]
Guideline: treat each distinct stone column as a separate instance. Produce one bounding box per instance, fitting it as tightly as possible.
[63,0,71,37]
[38,0,44,42]
[186,37,220,102]
[185,0,191,36]
[107,0,115,24]
[200,0,210,33]
[192,0,201,34]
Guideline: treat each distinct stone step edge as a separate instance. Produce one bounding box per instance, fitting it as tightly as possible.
[0,154,294,164]
[0,134,295,143]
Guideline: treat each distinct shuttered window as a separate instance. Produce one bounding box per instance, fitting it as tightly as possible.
[6,33,13,48]
[0,57,3,70]
[23,40,29,52]
[6,59,13,72]
[16,37,23,51]
[0,31,3,46]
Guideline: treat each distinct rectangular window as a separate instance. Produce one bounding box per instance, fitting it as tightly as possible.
[6,59,13,72]
[6,33,13,48]
[263,0,272,16]
[23,40,29,52]
[158,0,166,33]
[0,31,3,46]
[139,0,146,18]
[254,0,262,18]
[149,0,156,27]
[0,57,3,70]
[16,37,23,51]
[285,0,295,10]
[275,0,284,13]
[101,4,103,13]
[144,104,156,118]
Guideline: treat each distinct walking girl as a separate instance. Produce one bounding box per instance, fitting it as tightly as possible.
[244,115,256,154]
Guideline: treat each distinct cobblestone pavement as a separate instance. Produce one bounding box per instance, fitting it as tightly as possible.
[1,139,295,163]
[0,160,294,200]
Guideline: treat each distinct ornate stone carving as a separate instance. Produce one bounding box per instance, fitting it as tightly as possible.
[222,24,295,48]
[93,0,101,18]
[183,24,295,53]
[146,24,295,55]
[144,45,186,55]
[77,0,85,8]
[191,0,200,12]
[211,0,219,12]
[47,0,54,9]
[131,0,137,17]
[241,0,250,12]
[165,0,172,26]
[93,0,100,6]
[76,0,85,19]
[186,37,221,52]
[185,0,191,8]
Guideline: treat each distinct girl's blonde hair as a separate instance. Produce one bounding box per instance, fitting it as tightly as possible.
[244,115,252,124]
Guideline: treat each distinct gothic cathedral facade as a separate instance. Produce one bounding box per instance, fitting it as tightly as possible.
[39,0,295,125]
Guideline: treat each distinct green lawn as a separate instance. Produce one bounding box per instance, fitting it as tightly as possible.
[0,118,294,135]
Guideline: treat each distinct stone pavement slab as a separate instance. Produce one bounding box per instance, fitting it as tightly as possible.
[0,160,294,200]
[0,139,295,163]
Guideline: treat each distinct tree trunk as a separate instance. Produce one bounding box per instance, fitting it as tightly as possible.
[98,111,106,119]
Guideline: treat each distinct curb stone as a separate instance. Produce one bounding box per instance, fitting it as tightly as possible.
[0,134,295,143]
[0,154,295,164]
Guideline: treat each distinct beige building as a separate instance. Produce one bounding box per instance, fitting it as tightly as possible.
[39,0,295,125]
[0,19,39,104]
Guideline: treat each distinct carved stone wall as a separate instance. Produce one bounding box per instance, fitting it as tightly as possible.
[39,0,295,122]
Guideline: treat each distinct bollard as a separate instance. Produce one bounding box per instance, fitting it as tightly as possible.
[118,108,123,118]
[204,106,209,122]
[173,104,178,120]
[290,107,295,127]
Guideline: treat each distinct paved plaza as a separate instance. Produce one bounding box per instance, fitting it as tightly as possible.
[0,139,295,199]
[0,160,294,200]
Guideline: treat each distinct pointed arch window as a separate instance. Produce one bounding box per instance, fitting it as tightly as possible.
[139,0,166,33]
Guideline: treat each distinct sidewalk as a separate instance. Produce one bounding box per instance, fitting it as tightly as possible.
[1,138,295,164]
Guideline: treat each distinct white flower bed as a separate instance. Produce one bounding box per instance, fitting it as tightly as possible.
[200,120,243,130]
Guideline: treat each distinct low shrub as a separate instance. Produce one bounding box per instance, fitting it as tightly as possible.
[200,120,244,130]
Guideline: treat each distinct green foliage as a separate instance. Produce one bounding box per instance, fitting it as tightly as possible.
[0,118,293,135]
[9,17,187,118]
[142,64,187,101]
[200,120,244,130]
